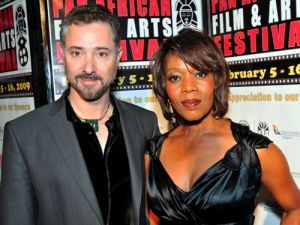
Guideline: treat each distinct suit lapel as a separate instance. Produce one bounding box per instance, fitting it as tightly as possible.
[46,96,103,224]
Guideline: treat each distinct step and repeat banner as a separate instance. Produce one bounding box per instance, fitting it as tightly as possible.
[209,0,300,224]
[47,0,205,132]
[0,0,36,180]
[0,0,299,224]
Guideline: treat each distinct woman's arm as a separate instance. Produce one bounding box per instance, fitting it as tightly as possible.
[258,143,300,225]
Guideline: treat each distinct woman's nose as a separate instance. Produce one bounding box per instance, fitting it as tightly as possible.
[182,77,197,93]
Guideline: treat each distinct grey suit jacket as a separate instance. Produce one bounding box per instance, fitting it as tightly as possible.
[0,93,160,225]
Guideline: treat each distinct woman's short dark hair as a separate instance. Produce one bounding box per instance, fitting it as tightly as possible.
[151,28,230,125]
[60,4,120,48]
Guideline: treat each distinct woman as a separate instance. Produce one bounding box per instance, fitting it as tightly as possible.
[145,28,300,225]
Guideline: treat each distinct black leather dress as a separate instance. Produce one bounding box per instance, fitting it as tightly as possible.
[147,121,272,225]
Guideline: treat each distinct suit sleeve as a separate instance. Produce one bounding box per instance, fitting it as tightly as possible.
[0,122,38,225]
[151,112,161,138]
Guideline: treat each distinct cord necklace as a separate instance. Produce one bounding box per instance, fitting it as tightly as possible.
[75,102,110,132]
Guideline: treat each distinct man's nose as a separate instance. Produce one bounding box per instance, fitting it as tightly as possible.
[83,55,96,74]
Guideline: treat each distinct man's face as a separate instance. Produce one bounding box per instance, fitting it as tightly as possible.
[62,22,121,101]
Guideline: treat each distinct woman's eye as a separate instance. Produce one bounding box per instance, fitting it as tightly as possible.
[168,75,180,82]
[195,71,206,78]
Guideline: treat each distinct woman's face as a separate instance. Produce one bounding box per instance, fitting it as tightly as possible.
[164,53,215,122]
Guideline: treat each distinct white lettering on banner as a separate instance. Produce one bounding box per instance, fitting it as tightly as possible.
[139,19,149,38]
[126,18,172,38]
[212,8,244,35]
[162,18,172,37]
[0,29,16,51]
[269,0,291,23]
[127,19,138,38]
[281,0,291,20]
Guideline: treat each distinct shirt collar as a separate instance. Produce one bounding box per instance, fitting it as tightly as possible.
[65,88,120,123]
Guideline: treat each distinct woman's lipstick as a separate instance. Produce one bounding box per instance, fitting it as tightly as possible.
[181,99,201,108]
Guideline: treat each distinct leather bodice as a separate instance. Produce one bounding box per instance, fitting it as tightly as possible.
[147,121,272,225]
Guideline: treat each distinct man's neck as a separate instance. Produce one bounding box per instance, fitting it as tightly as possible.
[68,89,111,119]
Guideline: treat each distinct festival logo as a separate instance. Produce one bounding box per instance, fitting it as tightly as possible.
[172,0,203,35]
[15,3,29,68]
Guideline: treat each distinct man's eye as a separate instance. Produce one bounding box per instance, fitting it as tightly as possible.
[71,51,81,57]
[97,52,109,57]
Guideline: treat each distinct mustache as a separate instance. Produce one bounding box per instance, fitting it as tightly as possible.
[75,73,102,80]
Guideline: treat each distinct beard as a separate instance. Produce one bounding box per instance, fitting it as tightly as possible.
[69,73,115,101]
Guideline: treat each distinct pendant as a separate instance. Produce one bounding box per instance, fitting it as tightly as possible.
[85,119,99,132]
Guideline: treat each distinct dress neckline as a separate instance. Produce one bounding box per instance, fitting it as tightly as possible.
[152,120,242,193]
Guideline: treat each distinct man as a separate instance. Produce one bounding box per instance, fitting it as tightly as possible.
[0,5,160,225]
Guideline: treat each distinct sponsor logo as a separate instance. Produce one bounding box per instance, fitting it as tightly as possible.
[257,121,269,136]
[272,124,300,139]
[238,119,250,127]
